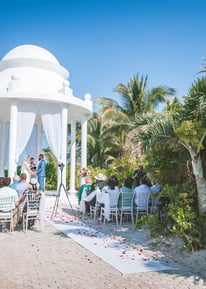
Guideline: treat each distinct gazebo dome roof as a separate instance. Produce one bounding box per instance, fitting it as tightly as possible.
[2,44,59,64]
[0,44,93,123]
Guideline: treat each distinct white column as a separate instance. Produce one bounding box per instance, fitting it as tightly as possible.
[61,106,68,187]
[59,106,68,204]
[0,121,6,176]
[37,121,42,157]
[80,117,88,186]
[81,117,88,169]
[69,120,76,194]
[8,101,18,178]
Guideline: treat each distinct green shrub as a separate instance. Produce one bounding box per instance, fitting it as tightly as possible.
[168,201,205,252]
[45,162,57,190]
[136,214,169,238]
[136,184,206,252]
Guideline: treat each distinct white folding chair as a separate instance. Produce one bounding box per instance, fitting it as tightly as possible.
[100,205,119,225]
[79,187,88,215]
[100,190,120,225]
[0,196,16,232]
[90,200,101,220]
[118,191,134,225]
[23,192,41,232]
[150,195,161,213]
[134,191,151,221]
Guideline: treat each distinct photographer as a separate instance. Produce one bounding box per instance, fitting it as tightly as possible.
[132,165,144,187]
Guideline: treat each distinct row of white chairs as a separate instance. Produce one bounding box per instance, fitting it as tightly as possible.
[89,190,156,225]
[0,196,16,232]
[0,193,41,232]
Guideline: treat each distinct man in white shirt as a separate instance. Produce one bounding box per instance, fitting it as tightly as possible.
[0,177,22,231]
[134,177,151,207]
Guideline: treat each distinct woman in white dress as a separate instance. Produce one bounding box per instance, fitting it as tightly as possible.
[85,175,119,221]
[21,155,32,181]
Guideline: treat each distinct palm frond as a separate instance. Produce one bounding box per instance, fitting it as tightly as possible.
[133,112,176,151]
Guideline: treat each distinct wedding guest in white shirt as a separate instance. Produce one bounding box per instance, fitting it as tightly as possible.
[85,175,120,221]
[134,176,151,207]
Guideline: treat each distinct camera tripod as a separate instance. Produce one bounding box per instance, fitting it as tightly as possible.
[50,163,75,220]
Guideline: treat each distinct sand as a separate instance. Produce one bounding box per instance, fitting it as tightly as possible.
[0,202,206,289]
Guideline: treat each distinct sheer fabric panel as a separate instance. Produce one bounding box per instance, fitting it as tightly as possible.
[24,124,37,160]
[15,102,36,163]
[40,103,61,162]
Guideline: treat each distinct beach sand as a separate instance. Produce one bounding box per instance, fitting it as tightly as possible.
[0,203,205,289]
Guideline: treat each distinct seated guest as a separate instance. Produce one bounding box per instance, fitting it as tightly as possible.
[13,173,29,199]
[118,177,133,207]
[0,177,21,231]
[150,182,161,211]
[23,178,40,228]
[121,177,133,193]
[13,173,29,223]
[92,173,107,191]
[150,182,161,193]
[78,176,92,214]
[10,175,20,189]
[0,177,4,189]
[78,176,92,205]
[109,175,119,187]
[134,177,151,207]
[28,177,39,194]
[102,175,119,208]
[86,175,120,221]
[102,175,120,221]
[84,173,107,216]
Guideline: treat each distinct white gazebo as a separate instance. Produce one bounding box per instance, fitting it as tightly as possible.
[0,44,93,194]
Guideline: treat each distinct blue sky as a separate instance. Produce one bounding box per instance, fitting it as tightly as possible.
[0,0,206,109]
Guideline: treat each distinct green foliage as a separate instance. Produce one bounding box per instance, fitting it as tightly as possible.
[142,145,189,186]
[108,154,140,185]
[45,162,57,190]
[136,184,205,252]
[136,214,169,238]
[184,77,206,121]
[75,166,107,189]
[17,166,21,176]
[168,201,204,252]
[75,163,138,189]
[174,120,205,148]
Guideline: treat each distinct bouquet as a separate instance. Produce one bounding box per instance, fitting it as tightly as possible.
[78,167,91,177]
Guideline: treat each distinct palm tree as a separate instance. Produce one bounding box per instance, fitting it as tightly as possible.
[133,77,206,215]
[95,74,176,159]
[199,57,206,73]
[96,74,175,119]
[164,96,183,116]
[114,74,175,116]
[87,114,119,168]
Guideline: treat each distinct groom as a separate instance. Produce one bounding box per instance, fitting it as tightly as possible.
[37,154,46,191]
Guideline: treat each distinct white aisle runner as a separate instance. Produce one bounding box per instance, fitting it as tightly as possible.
[45,206,173,275]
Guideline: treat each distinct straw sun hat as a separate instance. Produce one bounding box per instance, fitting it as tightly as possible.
[94,173,106,181]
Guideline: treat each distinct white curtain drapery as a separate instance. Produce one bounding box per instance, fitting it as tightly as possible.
[40,103,61,162]
[15,102,36,163]
[24,124,38,160]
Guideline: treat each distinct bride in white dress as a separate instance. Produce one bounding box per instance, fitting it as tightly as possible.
[21,155,32,181]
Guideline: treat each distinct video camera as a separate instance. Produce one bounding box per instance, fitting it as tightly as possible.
[58,163,65,170]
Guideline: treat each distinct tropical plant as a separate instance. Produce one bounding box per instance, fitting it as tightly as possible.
[114,74,175,116]
[95,74,176,162]
[44,149,58,190]
[133,77,206,215]
[87,114,119,168]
